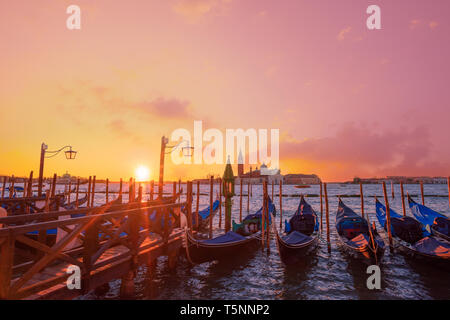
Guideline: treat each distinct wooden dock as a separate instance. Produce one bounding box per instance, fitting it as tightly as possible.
[0,193,191,300]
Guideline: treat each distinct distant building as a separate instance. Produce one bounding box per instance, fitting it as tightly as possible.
[283,174,321,185]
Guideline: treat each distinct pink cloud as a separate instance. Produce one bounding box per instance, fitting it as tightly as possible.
[337,26,351,41]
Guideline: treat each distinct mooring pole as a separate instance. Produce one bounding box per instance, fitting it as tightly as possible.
[360,182,365,219]
[87,176,92,207]
[279,180,283,231]
[247,181,250,213]
[91,176,96,207]
[196,181,200,230]
[320,182,323,232]
[105,178,109,204]
[447,177,450,209]
[261,180,266,249]
[420,181,425,205]
[209,176,214,238]
[382,181,393,246]
[158,136,167,199]
[239,179,243,222]
[219,178,222,228]
[150,180,154,201]
[391,181,395,199]
[324,183,330,244]
[75,178,80,208]
[400,182,406,216]
[38,143,45,196]
[1,176,6,199]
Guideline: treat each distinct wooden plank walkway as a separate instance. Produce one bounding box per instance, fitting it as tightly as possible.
[0,186,194,300]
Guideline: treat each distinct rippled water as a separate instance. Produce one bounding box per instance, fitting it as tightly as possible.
[72,182,449,300]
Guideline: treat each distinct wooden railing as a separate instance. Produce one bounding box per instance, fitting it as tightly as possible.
[0,199,187,299]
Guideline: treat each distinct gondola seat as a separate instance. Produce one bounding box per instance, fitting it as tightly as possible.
[282,231,312,245]
[347,233,370,248]
[201,231,246,244]
[434,217,450,237]
[413,236,450,257]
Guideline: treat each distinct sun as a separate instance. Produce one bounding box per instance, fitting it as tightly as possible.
[135,165,150,182]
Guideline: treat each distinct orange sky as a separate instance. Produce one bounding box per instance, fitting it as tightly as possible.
[1,1,450,182]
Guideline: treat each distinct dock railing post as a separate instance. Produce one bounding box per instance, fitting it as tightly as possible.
[1,176,6,199]
[105,178,109,204]
[320,182,323,232]
[150,180,154,201]
[87,176,92,207]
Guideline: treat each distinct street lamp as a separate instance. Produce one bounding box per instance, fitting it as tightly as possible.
[38,143,77,196]
[158,136,193,199]
[222,156,235,232]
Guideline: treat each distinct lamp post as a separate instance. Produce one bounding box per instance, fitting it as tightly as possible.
[158,136,193,199]
[38,143,77,196]
[222,156,235,232]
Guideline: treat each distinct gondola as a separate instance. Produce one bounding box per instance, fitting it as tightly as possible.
[408,195,450,242]
[336,198,385,263]
[375,198,449,267]
[191,198,220,231]
[275,196,319,265]
[185,199,276,264]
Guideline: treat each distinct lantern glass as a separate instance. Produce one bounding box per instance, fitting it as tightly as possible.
[65,149,77,160]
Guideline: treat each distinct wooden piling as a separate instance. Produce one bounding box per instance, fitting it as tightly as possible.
[359,182,365,219]
[196,181,200,230]
[50,174,57,198]
[91,176,96,207]
[239,179,243,222]
[173,181,176,200]
[67,180,72,204]
[138,184,143,202]
[420,181,425,205]
[1,176,6,199]
[219,178,222,228]
[119,178,123,199]
[324,183,330,244]
[265,181,270,252]
[261,181,266,249]
[279,180,283,231]
[128,178,133,203]
[178,179,181,203]
[247,182,250,213]
[391,181,395,199]
[448,177,450,209]
[400,182,406,216]
[27,171,33,197]
[150,180,154,201]
[320,182,324,232]
[75,178,80,208]
[87,176,92,207]
[382,181,393,246]
[105,178,109,204]
[209,176,213,239]
[187,181,193,230]
[271,181,274,200]
[9,176,15,199]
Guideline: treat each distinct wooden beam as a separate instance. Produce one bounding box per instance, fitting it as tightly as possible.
[360,182,365,219]
[209,176,213,238]
[279,180,283,231]
[420,181,425,205]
